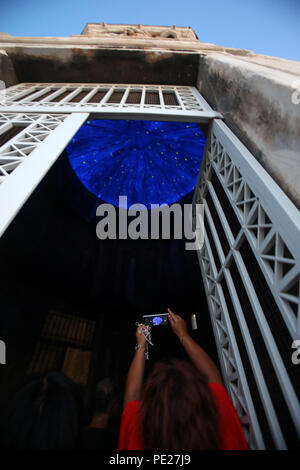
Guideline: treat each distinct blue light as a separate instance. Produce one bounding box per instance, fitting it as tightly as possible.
[66,119,206,208]
[152,316,163,326]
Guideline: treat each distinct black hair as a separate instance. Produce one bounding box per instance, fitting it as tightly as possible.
[0,371,83,450]
[92,377,116,415]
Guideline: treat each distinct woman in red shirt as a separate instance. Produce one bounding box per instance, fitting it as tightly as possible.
[119,309,248,450]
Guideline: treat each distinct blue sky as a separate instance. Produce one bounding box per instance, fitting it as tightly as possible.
[0,0,299,61]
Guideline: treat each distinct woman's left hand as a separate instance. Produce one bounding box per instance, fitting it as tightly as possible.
[136,324,149,348]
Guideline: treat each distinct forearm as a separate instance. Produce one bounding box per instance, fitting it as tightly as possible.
[181,333,222,384]
[123,348,146,408]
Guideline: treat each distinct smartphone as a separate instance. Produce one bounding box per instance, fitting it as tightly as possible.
[142,313,169,327]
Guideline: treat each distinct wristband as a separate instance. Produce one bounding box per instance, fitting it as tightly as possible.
[135,343,149,360]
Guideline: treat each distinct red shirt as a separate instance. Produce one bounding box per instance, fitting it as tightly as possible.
[119,383,248,450]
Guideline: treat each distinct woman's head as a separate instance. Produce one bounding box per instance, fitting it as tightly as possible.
[139,359,220,450]
[1,371,83,450]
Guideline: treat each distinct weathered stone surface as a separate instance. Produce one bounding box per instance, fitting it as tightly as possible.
[197,53,300,208]
[81,23,197,41]
[4,47,199,85]
[0,49,18,87]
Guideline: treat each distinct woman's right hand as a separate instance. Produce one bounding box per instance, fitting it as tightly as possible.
[168,308,188,340]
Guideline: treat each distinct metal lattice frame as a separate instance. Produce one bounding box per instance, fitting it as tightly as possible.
[0,113,68,183]
[194,119,300,449]
[0,83,221,121]
[0,112,88,237]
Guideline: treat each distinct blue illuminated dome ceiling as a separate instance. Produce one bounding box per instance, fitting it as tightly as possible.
[66,119,206,208]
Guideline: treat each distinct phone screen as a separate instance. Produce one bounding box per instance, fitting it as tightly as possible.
[143,313,169,327]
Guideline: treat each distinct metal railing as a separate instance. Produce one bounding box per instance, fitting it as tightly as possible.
[0,83,221,122]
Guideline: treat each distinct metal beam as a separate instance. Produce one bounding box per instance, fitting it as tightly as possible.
[0,112,88,237]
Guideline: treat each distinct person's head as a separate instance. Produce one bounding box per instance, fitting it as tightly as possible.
[139,359,220,450]
[92,377,116,416]
[1,371,83,450]
[91,377,122,426]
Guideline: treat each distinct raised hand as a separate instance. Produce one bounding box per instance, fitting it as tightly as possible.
[136,324,149,348]
[168,308,188,341]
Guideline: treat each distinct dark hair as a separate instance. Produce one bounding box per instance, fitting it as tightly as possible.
[0,371,83,450]
[92,377,117,415]
[139,359,220,450]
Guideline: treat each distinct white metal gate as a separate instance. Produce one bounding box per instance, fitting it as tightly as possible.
[0,112,88,237]
[194,119,300,449]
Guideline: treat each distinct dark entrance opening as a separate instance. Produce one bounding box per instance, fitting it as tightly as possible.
[0,119,218,426]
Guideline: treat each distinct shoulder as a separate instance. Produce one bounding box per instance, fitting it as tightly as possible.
[209,382,234,406]
[121,400,140,420]
[209,383,248,450]
[119,401,143,450]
